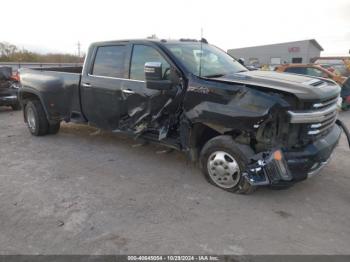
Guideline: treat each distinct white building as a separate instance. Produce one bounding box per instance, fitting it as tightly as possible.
[228,39,324,66]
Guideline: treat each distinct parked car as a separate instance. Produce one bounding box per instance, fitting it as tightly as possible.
[245,65,259,71]
[275,63,350,109]
[319,64,336,73]
[0,66,21,110]
[312,57,350,77]
[18,39,350,194]
[235,58,258,71]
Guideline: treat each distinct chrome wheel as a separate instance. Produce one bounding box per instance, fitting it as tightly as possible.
[26,107,36,131]
[207,151,241,189]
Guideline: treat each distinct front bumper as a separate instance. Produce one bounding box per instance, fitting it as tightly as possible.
[284,124,341,181]
[244,124,342,186]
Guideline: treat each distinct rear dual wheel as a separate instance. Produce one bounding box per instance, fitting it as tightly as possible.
[24,100,60,136]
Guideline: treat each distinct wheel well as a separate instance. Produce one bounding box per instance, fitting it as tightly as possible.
[187,123,221,161]
[21,92,40,105]
[20,92,48,123]
[187,123,247,162]
[194,124,220,149]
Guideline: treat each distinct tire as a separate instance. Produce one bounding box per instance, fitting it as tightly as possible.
[199,135,256,194]
[24,100,49,136]
[48,122,61,134]
[11,102,21,111]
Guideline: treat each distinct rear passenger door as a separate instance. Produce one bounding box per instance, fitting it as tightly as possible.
[81,44,131,129]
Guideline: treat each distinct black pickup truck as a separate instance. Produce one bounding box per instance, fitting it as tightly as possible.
[18,39,350,194]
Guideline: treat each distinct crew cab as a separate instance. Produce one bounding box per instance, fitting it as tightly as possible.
[18,39,350,194]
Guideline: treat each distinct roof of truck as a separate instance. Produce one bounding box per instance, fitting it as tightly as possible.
[90,38,208,46]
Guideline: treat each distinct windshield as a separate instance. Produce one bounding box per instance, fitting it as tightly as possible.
[164,42,247,77]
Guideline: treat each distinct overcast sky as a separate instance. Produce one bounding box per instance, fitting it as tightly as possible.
[1,0,349,56]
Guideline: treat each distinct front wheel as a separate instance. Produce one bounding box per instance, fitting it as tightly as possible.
[199,135,256,194]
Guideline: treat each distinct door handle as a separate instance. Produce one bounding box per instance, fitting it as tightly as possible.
[122,89,135,94]
[82,82,91,88]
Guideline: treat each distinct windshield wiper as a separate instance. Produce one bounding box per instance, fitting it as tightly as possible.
[202,73,226,78]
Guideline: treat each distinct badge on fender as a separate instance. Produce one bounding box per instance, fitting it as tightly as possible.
[188,86,210,94]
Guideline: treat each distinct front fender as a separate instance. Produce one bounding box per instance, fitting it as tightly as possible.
[183,78,291,133]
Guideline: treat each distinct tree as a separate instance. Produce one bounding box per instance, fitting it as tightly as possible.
[0,42,18,59]
[0,42,83,63]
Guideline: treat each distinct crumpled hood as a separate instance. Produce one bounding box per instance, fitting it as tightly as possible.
[210,70,341,101]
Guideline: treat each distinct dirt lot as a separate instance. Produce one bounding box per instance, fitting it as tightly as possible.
[0,107,350,255]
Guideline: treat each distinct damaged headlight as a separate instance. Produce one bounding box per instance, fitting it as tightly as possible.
[243,149,292,186]
[267,150,292,182]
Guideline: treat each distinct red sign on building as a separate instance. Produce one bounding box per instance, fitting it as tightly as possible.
[288,47,300,53]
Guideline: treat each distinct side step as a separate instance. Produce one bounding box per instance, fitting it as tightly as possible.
[113,128,181,151]
[69,111,88,124]
[141,132,181,151]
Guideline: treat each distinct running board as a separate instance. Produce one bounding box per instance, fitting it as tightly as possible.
[69,111,88,123]
[112,128,181,151]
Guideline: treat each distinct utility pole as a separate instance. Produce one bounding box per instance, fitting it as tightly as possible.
[77,41,81,58]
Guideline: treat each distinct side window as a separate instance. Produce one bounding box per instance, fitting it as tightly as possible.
[92,45,126,78]
[285,67,307,75]
[130,45,170,81]
[306,68,325,78]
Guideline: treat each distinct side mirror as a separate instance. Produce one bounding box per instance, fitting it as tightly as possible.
[144,62,173,90]
[238,58,245,65]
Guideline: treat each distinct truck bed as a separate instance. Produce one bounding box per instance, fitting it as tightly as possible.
[19,67,83,122]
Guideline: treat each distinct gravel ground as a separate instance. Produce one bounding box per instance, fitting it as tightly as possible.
[0,107,350,255]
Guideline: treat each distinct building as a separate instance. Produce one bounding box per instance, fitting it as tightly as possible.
[228,39,323,67]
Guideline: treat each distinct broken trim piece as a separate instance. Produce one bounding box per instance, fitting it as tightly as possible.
[243,149,292,186]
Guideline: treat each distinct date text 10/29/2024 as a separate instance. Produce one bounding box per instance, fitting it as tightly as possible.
[127,256,219,261]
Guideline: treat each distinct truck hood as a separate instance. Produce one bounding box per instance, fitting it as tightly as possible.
[210,70,340,101]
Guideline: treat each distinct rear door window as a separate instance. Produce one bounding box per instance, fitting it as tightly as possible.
[92,45,127,78]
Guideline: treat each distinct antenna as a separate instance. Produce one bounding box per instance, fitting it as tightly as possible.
[199,27,203,77]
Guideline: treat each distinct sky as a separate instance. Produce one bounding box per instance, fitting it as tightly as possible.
[1,0,349,56]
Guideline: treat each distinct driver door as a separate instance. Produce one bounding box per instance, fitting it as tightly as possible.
[119,44,178,135]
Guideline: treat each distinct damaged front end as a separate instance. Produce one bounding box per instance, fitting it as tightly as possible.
[242,101,348,188]
[243,149,293,187]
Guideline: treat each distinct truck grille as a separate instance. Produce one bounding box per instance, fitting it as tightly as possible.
[288,96,339,137]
